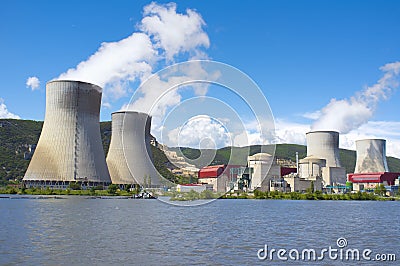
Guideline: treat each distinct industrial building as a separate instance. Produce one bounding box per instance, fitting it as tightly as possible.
[106,111,165,187]
[348,139,400,192]
[198,164,242,192]
[280,175,323,192]
[267,131,347,192]
[23,80,111,189]
[233,153,298,192]
[246,153,281,191]
[302,131,346,186]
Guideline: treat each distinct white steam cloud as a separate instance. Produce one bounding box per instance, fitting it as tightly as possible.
[54,2,209,108]
[0,98,20,119]
[311,61,400,133]
[140,2,210,61]
[26,76,40,91]
[167,115,230,149]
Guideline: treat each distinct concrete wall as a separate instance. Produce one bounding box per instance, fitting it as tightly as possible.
[198,176,228,192]
[298,157,326,178]
[248,164,281,192]
[322,166,347,185]
[285,176,323,192]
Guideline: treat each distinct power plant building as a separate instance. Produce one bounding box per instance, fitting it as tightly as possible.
[106,111,164,187]
[198,164,243,192]
[301,131,346,186]
[23,80,111,189]
[354,139,389,173]
[247,153,281,191]
[348,139,400,192]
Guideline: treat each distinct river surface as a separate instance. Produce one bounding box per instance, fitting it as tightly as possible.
[0,195,399,265]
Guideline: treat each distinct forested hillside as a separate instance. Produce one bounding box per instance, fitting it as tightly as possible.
[1,118,400,185]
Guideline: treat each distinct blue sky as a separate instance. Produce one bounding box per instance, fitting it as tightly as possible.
[1,0,400,155]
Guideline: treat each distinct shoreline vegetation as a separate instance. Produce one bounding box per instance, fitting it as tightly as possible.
[0,186,399,201]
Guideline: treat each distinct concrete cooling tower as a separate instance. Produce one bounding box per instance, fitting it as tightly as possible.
[305,131,346,185]
[106,111,163,187]
[23,80,111,188]
[306,131,341,167]
[354,139,389,173]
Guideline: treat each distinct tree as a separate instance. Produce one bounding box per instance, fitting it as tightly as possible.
[68,182,81,190]
[374,183,387,196]
[89,186,96,196]
[107,184,118,195]
[306,181,314,194]
[125,184,132,192]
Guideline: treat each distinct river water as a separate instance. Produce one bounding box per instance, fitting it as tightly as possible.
[0,196,399,265]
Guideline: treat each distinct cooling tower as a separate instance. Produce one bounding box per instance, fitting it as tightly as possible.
[306,131,341,167]
[106,111,163,187]
[354,139,389,173]
[23,80,111,187]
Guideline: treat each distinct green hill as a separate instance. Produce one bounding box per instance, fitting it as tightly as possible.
[1,118,400,185]
[0,119,178,185]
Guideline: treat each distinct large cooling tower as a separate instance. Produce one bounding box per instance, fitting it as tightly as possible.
[23,80,111,187]
[306,131,341,167]
[354,139,389,173]
[106,111,163,186]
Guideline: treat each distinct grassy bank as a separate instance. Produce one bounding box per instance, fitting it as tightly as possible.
[0,186,135,197]
[223,190,399,201]
[168,190,222,201]
[1,186,398,201]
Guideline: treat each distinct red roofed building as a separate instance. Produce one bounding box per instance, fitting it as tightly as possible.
[347,172,400,191]
[198,165,243,192]
[280,167,297,177]
[198,165,225,178]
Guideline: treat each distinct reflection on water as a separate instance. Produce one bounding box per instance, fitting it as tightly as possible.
[0,196,399,265]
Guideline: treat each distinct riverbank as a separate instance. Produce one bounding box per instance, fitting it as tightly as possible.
[225,190,399,201]
[1,186,399,201]
[169,189,399,201]
[0,186,135,197]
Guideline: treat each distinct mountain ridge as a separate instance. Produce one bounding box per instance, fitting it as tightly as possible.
[1,119,400,185]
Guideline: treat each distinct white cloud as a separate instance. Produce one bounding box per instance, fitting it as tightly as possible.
[124,61,219,121]
[274,119,309,145]
[311,61,400,133]
[57,33,156,106]
[140,2,210,61]
[53,2,210,108]
[302,110,320,120]
[163,115,277,149]
[167,115,231,148]
[26,76,40,91]
[0,98,20,119]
